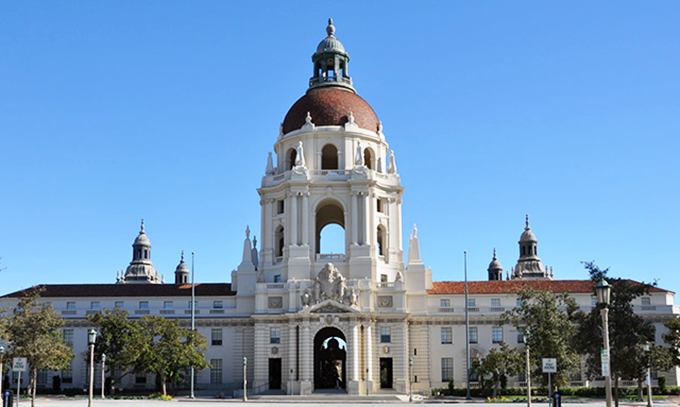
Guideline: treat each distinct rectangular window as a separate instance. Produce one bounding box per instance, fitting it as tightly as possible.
[135,372,147,384]
[518,372,526,382]
[440,299,451,307]
[516,299,524,307]
[469,327,478,344]
[381,274,388,283]
[377,198,384,213]
[62,329,74,346]
[517,327,525,344]
[115,301,124,308]
[139,301,149,310]
[441,327,452,344]
[37,369,48,385]
[380,326,391,343]
[66,301,76,310]
[491,298,501,307]
[213,300,223,309]
[492,327,503,343]
[277,200,285,214]
[61,362,73,383]
[163,301,173,309]
[90,301,100,310]
[441,357,453,382]
[270,328,281,344]
[188,300,198,309]
[467,298,476,307]
[211,329,223,346]
[274,275,281,283]
[642,297,651,305]
[210,359,223,384]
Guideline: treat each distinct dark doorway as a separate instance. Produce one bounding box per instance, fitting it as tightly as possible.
[380,358,393,389]
[269,358,282,390]
[314,327,347,391]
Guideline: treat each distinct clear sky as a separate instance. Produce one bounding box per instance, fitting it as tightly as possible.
[1,2,678,298]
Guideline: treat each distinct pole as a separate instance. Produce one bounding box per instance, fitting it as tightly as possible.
[646,364,653,407]
[88,343,94,407]
[601,308,612,407]
[464,251,471,400]
[409,357,413,402]
[15,370,20,407]
[101,357,105,399]
[243,357,247,402]
[0,358,3,400]
[190,252,195,399]
[548,373,552,407]
[526,345,531,407]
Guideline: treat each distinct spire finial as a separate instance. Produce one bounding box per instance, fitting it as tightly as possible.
[245,225,250,239]
[493,247,497,260]
[181,250,184,262]
[327,18,335,37]
[525,214,530,229]
[140,219,145,233]
[412,223,418,237]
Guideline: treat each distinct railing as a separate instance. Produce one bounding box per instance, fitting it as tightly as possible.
[641,305,657,311]
[309,76,352,87]
[489,307,506,312]
[467,307,479,312]
[134,310,150,315]
[377,282,395,288]
[438,307,455,313]
[316,253,345,261]
[309,169,352,177]
[209,309,225,314]
[266,283,285,290]
[85,310,98,315]
[61,310,77,315]
[159,310,175,315]
[184,310,201,315]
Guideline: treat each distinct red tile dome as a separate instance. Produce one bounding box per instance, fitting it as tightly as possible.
[282,87,379,134]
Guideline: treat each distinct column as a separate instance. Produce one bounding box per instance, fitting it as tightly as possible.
[302,193,309,246]
[301,323,312,394]
[291,193,298,246]
[351,193,358,245]
[288,323,297,394]
[347,319,360,395]
[362,192,370,247]
[365,322,373,394]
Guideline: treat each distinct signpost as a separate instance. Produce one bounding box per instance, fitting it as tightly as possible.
[601,349,610,377]
[12,358,27,407]
[543,358,557,407]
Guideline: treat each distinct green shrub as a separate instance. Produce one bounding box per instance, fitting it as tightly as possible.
[658,376,667,394]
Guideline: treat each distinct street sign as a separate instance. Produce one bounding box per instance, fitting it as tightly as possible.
[542,358,557,373]
[12,358,27,372]
[601,349,610,377]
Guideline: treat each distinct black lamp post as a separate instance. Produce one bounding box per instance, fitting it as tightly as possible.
[87,329,97,407]
[595,279,612,407]
[642,343,652,407]
[101,354,106,399]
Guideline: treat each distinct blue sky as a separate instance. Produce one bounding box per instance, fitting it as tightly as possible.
[1,2,678,298]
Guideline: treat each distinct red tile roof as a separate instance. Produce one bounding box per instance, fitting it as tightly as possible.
[1,283,236,299]
[427,279,670,295]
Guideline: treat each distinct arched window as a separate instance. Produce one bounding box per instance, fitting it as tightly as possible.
[275,226,285,258]
[377,225,386,256]
[364,148,374,170]
[315,200,345,255]
[287,148,297,171]
[321,144,338,170]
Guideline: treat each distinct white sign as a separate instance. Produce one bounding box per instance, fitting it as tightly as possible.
[601,349,610,377]
[12,358,27,372]
[542,358,557,373]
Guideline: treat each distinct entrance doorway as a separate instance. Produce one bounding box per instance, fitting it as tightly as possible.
[269,358,282,390]
[314,327,347,391]
[380,358,393,389]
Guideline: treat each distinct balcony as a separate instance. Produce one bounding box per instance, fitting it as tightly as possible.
[316,253,345,262]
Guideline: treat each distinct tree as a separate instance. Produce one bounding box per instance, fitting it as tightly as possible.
[474,341,523,397]
[133,316,209,396]
[87,308,143,394]
[503,287,582,389]
[575,262,656,406]
[3,287,73,407]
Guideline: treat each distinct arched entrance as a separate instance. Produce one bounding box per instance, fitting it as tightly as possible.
[314,327,347,391]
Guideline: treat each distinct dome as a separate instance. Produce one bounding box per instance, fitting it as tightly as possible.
[175,258,189,274]
[488,249,503,271]
[520,228,536,242]
[134,231,150,246]
[316,36,346,54]
[282,87,379,134]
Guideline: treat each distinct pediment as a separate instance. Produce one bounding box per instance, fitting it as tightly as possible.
[299,299,358,314]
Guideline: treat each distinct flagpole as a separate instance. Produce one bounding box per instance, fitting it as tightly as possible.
[190,252,195,399]
[464,251,471,400]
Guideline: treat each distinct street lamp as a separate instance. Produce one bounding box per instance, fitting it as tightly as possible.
[595,279,613,407]
[409,357,413,402]
[0,345,5,399]
[642,343,652,407]
[87,329,97,407]
[101,354,106,399]
[242,357,247,402]
[524,329,531,407]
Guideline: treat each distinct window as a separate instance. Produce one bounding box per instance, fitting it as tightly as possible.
[491,298,501,307]
[516,299,524,307]
[441,357,453,382]
[469,327,478,344]
[66,302,76,310]
[467,298,476,307]
[270,328,281,344]
[135,372,147,384]
[61,362,73,383]
[187,300,198,309]
[274,275,281,283]
[377,198,384,213]
[380,327,391,343]
[377,226,386,256]
[441,327,452,344]
[210,359,223,384]
[211,329,223,346]
[115,301,124,308]
[440,299,451,307]
[277,200,285,214]
[517,328,525,344]
[90,301,100,310]
[62,329,74,346]
[492,327,503,343]
[139,301,149,310]
[642,297,651,305]
[381,274,388,283]
[37,369,48,385]
[213,300,223,309]
[414,348,417,356]
[163,301,173,309]
[321,144,339,170]
[518,372,526,382]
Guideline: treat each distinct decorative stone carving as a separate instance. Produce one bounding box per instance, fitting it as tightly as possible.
[387,150,397,174]
[301,289,312,307]
[395,270,403,282]
[265,152,274,175]
[295,141,306,167]
[313,263,346,303]
[257,271,265,283]
[354,141,363,166]
[268,296,283,309]
[271,346,279,355]
[347,287,358,306]
[378,295,393,308]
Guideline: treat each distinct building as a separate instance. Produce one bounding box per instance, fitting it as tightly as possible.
[2,19,678,396]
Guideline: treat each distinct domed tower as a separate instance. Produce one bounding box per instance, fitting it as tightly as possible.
[120,220,161,284]
[512,215,550,280]
[487,248,503,281]
[174,251,189,284]
[255,18,405,288]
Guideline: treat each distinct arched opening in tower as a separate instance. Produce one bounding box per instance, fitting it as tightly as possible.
[376,225,386,256]
[321,144,339,170]
[363,147,374,170]
[314,327,347,391]
[315,200,345,256]
[287,148,297,171]
[275,225,285,259]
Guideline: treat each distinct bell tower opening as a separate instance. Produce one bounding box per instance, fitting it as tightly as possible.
[314,327,347,391]
[315,200,345,256]
[287,148,297,171]
[321,144,339,170]
[363,147,374,170]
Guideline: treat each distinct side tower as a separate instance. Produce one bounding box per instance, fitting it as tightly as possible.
[257,19,405,286]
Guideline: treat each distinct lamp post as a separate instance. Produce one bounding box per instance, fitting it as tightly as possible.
[87,329,97,407]
[0,345,4,399]
[642,343,652,407]
[242,357,247,402]
[464,251,471,400]
[595,279,613,407]
[524,329,531,407]
[101,354,106,399]
[409,357,413,402]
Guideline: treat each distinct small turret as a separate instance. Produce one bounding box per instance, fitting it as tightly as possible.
[513,215,550,280]
[309,18,354,92]
[174,251,190,284]
[121,220,161,284]
[487,248,503,281]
